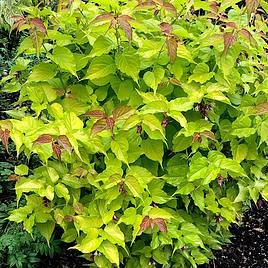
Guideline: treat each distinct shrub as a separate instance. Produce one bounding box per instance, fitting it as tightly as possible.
[1,0,268,267]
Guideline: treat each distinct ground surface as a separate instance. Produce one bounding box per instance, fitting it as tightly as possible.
[204,201,268,268]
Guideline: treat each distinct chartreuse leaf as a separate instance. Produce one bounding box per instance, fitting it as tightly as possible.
[118,207,136,225]
[111,137,129,165]
[124,175,144,198]
[89,35,115,57]
[15,164,29,175]
[71,236,103,253]
[55,183,70,203]
[115,47,140,83]
[28,63,57,82]
[141,139,164,166]
[103,223,125,249]
[48,46,77,77]
[189,63,214,84]
[84,55,116,80]
[36,221,55,245]
[143,67,165,94]
[98,240,120,266]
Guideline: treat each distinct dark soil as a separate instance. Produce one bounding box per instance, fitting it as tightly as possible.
[204,200,268,268]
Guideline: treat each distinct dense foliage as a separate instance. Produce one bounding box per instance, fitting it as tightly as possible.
[1,0,268,267]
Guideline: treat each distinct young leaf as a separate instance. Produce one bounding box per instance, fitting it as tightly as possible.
[91,119,109,134]
[57,135,72,150]
[112,106,134,121]
[118,15,133,42]
[166,36,178,63]
[52,143,62,160]
[162,2,177,16]
[160,22,172,35]
[223,32,237,55]
[34,134,53,145]
[154,218,167,233]
[246,0,259,13]
[31,18,47,33]
[0,129,10,152]
[86,110,107,119]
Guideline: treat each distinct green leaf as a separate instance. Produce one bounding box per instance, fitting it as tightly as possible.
[15,164,29,176]
[111,137,129,165]
[124,175,144,198]
[179,119,212,137]
[191,188,205,211]
[141,139,163,166]
[177,44,195,63]
[71,236,103,253]
[169,97,195,112]
[115,47,140,83]
[118,207,136,225]
[234,144,248,163]
[143,67,165,94]
[89,36,115,57]
[103,223,125,249]
[167,111,187,127]
[189,63,214,84]
[172,134,192,152]
[149,207,174,219]
[84,55,116,80]
[28,63,57,82]
[55,183,70,203]
[48,46,77,77]
[36,221,55,245]
[98,240,119,266]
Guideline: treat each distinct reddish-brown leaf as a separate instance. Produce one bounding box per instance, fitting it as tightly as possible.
[154,218,167,233]
[8,174,20,182]
[12,16,25,22]
[160,22,172,35]
[240,28,257,46]
[202,131,216,141]
[226,22,237,28]
[170,77,181,85]
[0,129,10,153]
[12,19,27,31]
[223,32,236,55]
[52,143,62,161]
[246,0,259,13]
[162,2,177,16]
[118,15,133,42]
[106,117,115,130]
[34,134,53,145]
[140,216,152,232]
[209,1,218,17]
[86,110,107,119]
[91,13,114,24]
[255,102,268,115]
[259,31,268,41]
[64,215,74,222]
[109,18,117,30]
[166,36,178,63]
[192,133,202,143]
[58,135,72,150]
[136,0,156,8]
[112,106,134,121]
[31,18,47,33]
[91,119,109,134]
